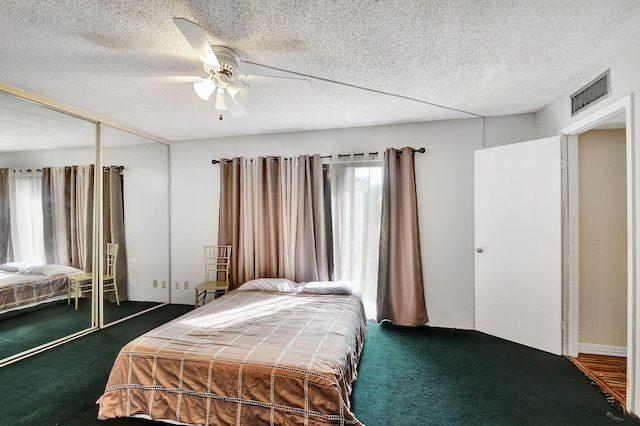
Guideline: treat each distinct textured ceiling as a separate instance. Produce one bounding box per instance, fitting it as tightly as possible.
[1,0,640,146]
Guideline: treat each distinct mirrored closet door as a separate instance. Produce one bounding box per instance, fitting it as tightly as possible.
[99,125,170,326]
[0,90,97,363]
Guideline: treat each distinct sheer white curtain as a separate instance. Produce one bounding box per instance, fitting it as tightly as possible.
[8,170,45,263]
[330,156,383,318]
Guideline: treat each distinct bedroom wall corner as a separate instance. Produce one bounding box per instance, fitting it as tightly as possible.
[483,114,537,148]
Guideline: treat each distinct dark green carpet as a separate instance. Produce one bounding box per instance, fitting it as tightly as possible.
[0,299,162,359]
[0,303,192,426]
[351,321,640,425]
[1,315,639,425]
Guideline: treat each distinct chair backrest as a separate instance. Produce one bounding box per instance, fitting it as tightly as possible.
[203,245,231,282]
[106,243,119,276]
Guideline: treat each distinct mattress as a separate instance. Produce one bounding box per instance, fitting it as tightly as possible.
[97,289,366,425]
[0,270,69,312]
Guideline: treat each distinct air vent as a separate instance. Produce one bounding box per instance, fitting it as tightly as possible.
[571,70,610,116]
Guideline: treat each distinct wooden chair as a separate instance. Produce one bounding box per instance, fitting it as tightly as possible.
[67,242,120,309]
[195,245,231,307]
[103,242,120,305]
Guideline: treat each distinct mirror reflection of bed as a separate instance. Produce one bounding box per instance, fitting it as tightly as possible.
[0,90,171,363]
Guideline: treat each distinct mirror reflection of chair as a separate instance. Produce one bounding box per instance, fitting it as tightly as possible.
[67,242,120,310]
[103,243,120,306]
[195,245,231,308]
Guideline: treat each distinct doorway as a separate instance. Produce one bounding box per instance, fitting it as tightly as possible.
[570,124,628,407]
[560,95,635,413]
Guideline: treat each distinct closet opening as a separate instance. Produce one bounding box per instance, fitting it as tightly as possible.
[569,119,627,408]
[561,95,635,413]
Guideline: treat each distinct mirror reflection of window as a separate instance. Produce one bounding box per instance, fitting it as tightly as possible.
[0,90,97,364]
[0,90,171,365]
[8,169,45,263]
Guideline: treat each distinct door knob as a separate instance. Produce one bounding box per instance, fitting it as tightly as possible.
[476,248,484,253]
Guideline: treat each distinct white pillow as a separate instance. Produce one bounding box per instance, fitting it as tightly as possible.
[300,281,354,295]
[238,278,300,292]
[38,264,84,276]
[0,261,45,273]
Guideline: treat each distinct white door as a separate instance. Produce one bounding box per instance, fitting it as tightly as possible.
[474,137,563,355]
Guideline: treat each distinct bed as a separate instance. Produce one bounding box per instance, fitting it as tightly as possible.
[97,278,366,425]
[0,262,84,313]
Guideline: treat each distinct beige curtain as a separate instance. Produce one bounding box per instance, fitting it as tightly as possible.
[254,156,282,278]
[42,167,68,265]
[295,155,329,282]
[218,159,241,288]
[280,157,298,279]
[218,155,328,287]
[72,165,94,271]
[376,147,428,326]
[103,166,127,302]
[42,165,94,271]
[0,169,9,264]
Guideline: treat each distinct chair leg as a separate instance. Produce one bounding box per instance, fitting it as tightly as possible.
[113,280,120,306]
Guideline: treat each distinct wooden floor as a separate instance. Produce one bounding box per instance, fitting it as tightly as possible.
[569,353,627,408]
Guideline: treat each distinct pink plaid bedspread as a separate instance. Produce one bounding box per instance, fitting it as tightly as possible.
[0,271,68,311]
[97,290,366,425]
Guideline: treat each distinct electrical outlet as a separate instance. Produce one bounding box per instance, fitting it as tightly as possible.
[184,281,189,289]
[153,279,158,288]
[161,280,166,288]
[175,281,179,289]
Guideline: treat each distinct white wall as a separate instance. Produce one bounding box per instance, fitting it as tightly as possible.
[484,114,537,148]
[170,114,536,327]
[536,44,640,138]
[0,145,94,168]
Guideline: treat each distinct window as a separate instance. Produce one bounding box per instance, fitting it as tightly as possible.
[328,160,383,318]
[8,170,45,263]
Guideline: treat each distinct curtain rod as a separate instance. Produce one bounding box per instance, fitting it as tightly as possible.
[9,168,42,173]
[103,165,125,172]
[211,147,426,165]
[4,165,125,173]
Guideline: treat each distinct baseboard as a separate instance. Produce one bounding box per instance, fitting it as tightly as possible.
[578,343,627,357]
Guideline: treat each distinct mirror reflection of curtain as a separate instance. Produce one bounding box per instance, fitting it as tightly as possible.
[330,157,383,318]
[42,165,94,271]
[218,155,328,287]
[8,170,45,263]
[0,169,9,264]
[103,166,127,302]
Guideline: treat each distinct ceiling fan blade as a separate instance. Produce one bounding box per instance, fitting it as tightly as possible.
[126,75,205,83]
[172,18,220,68]
[238,74,312,91]
[229,103,246,117]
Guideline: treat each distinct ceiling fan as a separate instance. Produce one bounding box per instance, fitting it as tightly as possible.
[148,18,312,119]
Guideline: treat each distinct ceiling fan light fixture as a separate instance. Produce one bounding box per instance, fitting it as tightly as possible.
[227,83,248,104]
[169,18,313,118]
[193,78,216,101]
[214,88,234,111]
